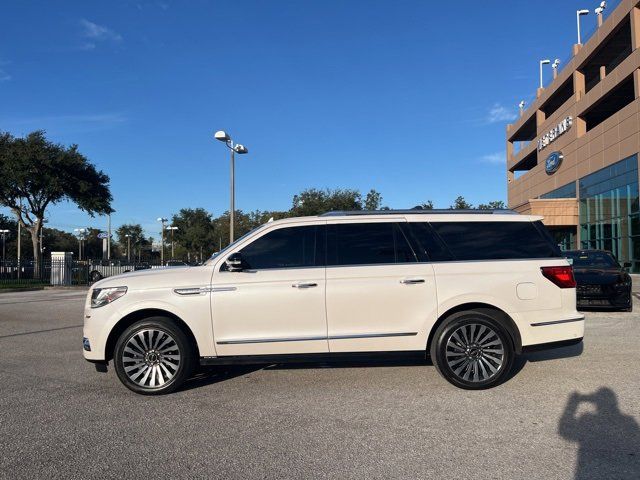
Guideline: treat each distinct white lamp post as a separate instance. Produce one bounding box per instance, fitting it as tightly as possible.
[595,1,606,27]
[157,217,168,265]
[539,59,551,89]
[214,130,249,244]
[167,226,178,260]
[577,9,590,44]
[0,229,9,265]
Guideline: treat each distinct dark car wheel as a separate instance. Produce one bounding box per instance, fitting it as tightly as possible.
[430,309,515,390]
[90,270,103,282]
[114,317,195,395]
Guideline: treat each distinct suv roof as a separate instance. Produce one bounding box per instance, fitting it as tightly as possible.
[320,209,518,216]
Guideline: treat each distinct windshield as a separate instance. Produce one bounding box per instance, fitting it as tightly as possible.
[204,225,265,265]
[565,251,619,268]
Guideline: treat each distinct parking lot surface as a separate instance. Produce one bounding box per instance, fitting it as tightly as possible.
[0,288,639,479]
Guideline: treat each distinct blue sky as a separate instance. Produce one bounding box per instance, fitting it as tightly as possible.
[0,0,618,237]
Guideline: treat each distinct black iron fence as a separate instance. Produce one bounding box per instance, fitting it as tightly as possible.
[0,258,186,288]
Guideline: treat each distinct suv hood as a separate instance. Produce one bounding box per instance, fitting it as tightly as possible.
[93,265,211,291]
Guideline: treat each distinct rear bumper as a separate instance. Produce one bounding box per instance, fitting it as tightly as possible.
[521,337,583,353]
[520,314,585,352]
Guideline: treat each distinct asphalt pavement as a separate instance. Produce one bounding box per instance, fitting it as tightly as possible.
[0,288,639,479]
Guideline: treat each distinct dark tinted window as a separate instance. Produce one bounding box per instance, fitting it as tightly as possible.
[565,251,618,268]
[407,222,454,261]
[239,225,324,269]
[430,221,560,261]
[327,223,416,266]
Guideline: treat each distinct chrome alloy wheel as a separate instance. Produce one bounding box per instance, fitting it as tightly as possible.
[121,329,181,389]
[445,323,505,383]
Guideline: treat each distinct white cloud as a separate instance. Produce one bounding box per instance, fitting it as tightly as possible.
[0,69,10,81]
[480,151,506,164]
[80,19,123,45]
[486,103,517,123]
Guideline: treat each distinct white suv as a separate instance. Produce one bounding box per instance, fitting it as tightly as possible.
[83,210,584,394]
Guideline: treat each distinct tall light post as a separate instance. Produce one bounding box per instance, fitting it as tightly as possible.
[167,226,178,260]
[213,130,249,243]
[539,59,551,89]
[125,234,132,262]
[518,100,526,116]
[576,9,590,44]
[74,228,87,260]
[157,217,167,265]
[0,229,9,265]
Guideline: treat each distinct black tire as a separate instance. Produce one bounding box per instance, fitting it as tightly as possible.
[430,309,515,390]
[114,316,195,395]
[90,270,103,282]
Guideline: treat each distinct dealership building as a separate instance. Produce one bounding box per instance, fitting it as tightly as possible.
[507,0,640,271]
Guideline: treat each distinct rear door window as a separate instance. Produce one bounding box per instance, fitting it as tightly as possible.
[429,221,560,261]
[327,222,417,266]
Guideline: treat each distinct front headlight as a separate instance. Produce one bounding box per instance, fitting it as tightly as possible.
[91,286,127,308]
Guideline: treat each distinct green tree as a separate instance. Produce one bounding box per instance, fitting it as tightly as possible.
[363,189,383,210]
[171,208,216,261]
[478,200,506,210]
[291,188,362,216]
[416,200,434,210]
[0,131,113,271]
[115,224,147,261]
[450,196,473,209]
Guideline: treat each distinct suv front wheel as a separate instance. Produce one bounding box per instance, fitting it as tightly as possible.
[114,317,195,395]
[430,309,515,389]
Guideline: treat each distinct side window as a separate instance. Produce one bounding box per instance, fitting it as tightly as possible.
[327,222,416,266]
[429,221,561,261]
[407,222,454,261]
[238,225,325,269]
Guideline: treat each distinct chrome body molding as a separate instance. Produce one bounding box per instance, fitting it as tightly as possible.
[530,316,585,327]
[173,286,237,295]
[216,331,417,345]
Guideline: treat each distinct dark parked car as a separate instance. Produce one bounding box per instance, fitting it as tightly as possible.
[565,250,632,311]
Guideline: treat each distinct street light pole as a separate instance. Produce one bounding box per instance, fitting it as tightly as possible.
[74,228,87,260]
[0,230,9,266]
[539,59,551,89]
[157,217,167,265]
[125,234,131,262]
[167,226,178,260]
[576,9,590,45]
[214,131,249,244]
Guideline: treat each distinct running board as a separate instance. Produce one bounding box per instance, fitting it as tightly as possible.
[200,350,427,366]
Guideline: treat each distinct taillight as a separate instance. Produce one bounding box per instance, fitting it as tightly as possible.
[540,266,576,288]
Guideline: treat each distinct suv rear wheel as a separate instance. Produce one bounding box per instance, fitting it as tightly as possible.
[114,317,195,395]
[430,309,515,389]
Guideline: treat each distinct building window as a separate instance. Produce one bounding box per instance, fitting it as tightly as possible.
[579,155,639,271]
[581,74,635,132]
[540,182,577,199]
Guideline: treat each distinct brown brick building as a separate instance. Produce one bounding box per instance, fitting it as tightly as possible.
[507,0,640,271]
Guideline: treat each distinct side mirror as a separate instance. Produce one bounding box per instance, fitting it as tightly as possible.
[225,252,244,272]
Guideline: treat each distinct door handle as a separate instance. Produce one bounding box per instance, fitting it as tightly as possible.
[400,278,425,285]
[292,282,318,289]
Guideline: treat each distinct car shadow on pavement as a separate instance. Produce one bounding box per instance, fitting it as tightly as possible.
[180,365,265,392]
[558,387,640,479]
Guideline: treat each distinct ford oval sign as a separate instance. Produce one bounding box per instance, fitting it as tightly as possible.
[545,151,563,175]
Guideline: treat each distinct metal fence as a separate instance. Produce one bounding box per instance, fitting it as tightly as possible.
[0,258,179,288]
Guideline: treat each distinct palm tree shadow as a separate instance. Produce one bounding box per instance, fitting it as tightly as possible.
[559,387,640,479]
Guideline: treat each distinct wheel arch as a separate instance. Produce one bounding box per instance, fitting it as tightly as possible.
[105,308,200,361]
[427,303,522,354]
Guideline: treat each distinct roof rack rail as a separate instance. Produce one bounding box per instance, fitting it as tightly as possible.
[319,209,518,217]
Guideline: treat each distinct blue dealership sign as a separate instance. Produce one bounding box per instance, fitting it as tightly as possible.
[545,151,563,175]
